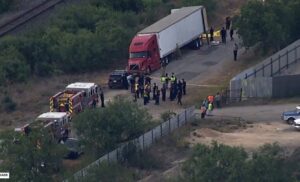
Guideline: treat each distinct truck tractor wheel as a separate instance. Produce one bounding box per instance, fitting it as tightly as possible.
[287,118,295,125]
[195,39,200,49]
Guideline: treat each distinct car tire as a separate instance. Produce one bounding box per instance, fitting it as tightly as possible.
[287,118,295,125]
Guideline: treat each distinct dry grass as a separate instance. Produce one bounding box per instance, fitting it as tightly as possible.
[0,70,112,130]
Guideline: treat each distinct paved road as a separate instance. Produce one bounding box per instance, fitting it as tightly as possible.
[151,34,244,86]
[195,103,298,122]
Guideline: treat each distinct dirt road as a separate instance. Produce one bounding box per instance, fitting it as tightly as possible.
[196,103,298,122]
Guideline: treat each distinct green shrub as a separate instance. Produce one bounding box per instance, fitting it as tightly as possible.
[1,95,17,112]
[0,0,14,13]
[78,162,135,182]
[122,142,161,170]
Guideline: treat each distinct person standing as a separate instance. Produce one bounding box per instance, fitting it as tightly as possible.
[143,92,148,105]
[155,89,160,105]
[135,83,139,99]
[152,83,158,100]
[225,16,231,31]
[177,90,182,105]
[233,43,238,61]
[123,73,129,90]
[161,85,166,101]
[221,27,226,44]
[215,92,221,108]
[100,88,105,108]
[200,104,207,119]
[210,26,214,42]
[207,102,213,116]
[182,79,186,95]
[177,80,183,94]
[165,73,170,89]
[230,28,234,41]
[139,84,144,99]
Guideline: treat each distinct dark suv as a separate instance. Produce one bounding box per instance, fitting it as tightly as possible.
[108,70,128,89]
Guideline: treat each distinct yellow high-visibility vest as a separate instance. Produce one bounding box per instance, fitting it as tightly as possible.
[170,76,176,82]
[161,76,166,83]
[135,83,139,91]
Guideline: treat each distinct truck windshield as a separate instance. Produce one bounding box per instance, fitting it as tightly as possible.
[130,51,148,58]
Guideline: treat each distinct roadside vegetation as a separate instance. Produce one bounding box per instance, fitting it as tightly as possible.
[0,0,219,86]
[237,0,300,52]
[73,98,153,157]
[0,128,67,182]
[0,0,14,14]
[178,142,299,182]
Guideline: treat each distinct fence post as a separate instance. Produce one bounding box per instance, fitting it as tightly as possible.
[151,129,154,142]
[160,123,162,137]
[177,115,180,128]
[278,54,281,74]
[262,64,265,77]
[185,109,187,124]
[296,46,298,63]
[245,73,248,79]
[270,58,273,76]
[286,50,289,69]
[142,134,144,150]
[254,69,256,77]
[239,88,242,102]
[168,118,171,133]
[116,148,119,161]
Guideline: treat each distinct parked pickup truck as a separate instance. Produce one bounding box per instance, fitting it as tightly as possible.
[282,106,300,124]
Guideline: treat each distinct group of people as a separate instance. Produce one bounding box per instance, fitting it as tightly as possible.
[200,92,222,119]
[209,16,239,61]
[127,73,187,106]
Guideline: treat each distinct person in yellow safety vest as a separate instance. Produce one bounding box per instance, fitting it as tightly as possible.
[170,73,176,84]
[135,83,139,99]
[161,75,166,84]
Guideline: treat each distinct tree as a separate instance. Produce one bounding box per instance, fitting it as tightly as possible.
[0,128,67,182]
[74,162,135,182]
[181,142,296,182]
[237,0,299,52]
[73,98,152,155]
[0,0,14,13]
[182,141,248,182]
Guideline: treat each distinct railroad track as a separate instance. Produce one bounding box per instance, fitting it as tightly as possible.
[0,0,64,37]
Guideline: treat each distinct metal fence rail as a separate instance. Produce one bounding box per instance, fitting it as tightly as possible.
[68,107,195,181]
[244,45,300,79]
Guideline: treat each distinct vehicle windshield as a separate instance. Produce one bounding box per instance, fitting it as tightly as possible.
[129,51,148,59]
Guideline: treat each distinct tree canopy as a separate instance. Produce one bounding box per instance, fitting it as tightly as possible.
[0,128,67,182]
[181,142,296,182]
[73,98,152,155]
[237,0,300,52]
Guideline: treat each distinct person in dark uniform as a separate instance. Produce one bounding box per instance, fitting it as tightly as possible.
[65,98,70,112]
[177,90,182,105]
[182,79,186,95]
[155,89,160,105]
[221,27,226,44]
[143,92,148,105]
[210,26,214,42]
[161,85,166,101]
[123,73,129,90]
[100,88,105,107]
[177,80,183,94]
[230,28,234,41]
[152,83,158,100]
[92,98,97,108]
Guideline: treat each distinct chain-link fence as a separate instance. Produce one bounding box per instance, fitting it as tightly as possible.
[67,107,195,182]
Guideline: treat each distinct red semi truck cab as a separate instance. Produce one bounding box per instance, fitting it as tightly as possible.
[128,34,161,74]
